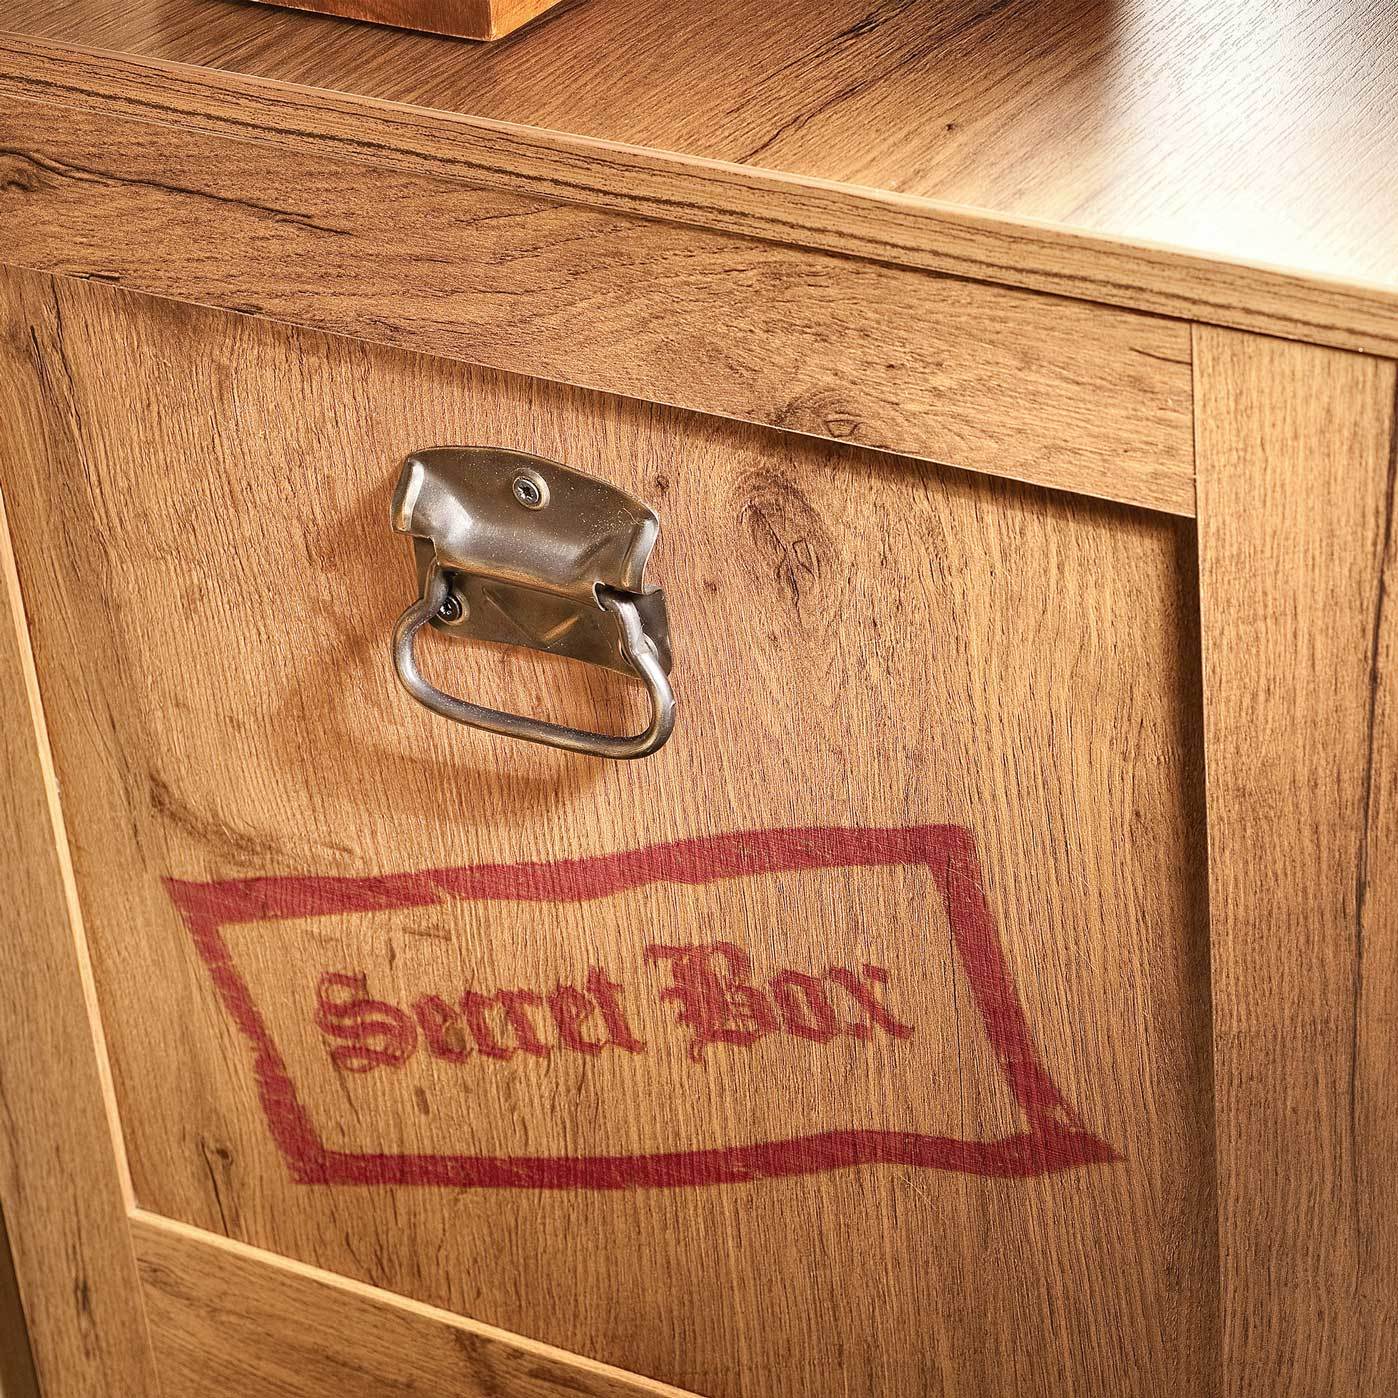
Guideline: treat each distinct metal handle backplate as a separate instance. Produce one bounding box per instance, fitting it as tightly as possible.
[390,448,676,760]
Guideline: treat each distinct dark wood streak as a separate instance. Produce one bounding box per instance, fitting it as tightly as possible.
[0,144,351,236]
[197,1139,233,1238]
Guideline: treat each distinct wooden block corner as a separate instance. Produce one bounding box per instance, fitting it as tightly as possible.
[241,0,566,42]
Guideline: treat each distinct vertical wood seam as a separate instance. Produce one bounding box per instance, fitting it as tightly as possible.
[1189,321,1224,1398]
[1349,373,1398,1384]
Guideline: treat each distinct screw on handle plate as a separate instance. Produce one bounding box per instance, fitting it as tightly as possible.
[389,447,676,760]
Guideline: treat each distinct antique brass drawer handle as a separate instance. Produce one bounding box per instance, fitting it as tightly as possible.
[390,447,676,759]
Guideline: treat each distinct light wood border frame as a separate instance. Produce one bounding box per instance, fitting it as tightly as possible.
[131,1211,699,1397]
[0,486,162,1396]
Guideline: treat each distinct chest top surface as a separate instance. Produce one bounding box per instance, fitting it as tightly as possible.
[9,0,1397,294]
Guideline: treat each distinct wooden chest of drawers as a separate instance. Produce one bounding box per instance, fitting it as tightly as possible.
[0,4,1394,1397]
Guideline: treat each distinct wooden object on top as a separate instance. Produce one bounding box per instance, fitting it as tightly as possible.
[0,0,1395,354]
[243,0,564,41]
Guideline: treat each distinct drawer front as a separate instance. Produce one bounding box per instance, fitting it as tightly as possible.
[1,267,1213,1398]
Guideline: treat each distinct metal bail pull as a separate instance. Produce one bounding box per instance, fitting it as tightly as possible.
[389,447,676,759]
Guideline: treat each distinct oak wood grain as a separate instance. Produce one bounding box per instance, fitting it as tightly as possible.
[0,266,1216,1398]
[0,94,1195,515]
[133,1210,695,1398]
[1195,328,1398,1397]
[0,430,161,1389]
[245,0,563,41]
[0,3,1396,355]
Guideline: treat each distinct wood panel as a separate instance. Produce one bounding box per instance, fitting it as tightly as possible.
[0,94,1197,516]
[0,419,160,1387]
[0,267,1215,1398]
[133,1210,693,1398]
[1,4,1397,355]
[244,0,563,41]
[1195,328,1398,1396]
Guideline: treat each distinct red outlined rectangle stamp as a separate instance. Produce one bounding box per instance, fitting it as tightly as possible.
[164,824,1116,1188]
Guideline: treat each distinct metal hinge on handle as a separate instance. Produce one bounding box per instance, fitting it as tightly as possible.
[390,447,676,759]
